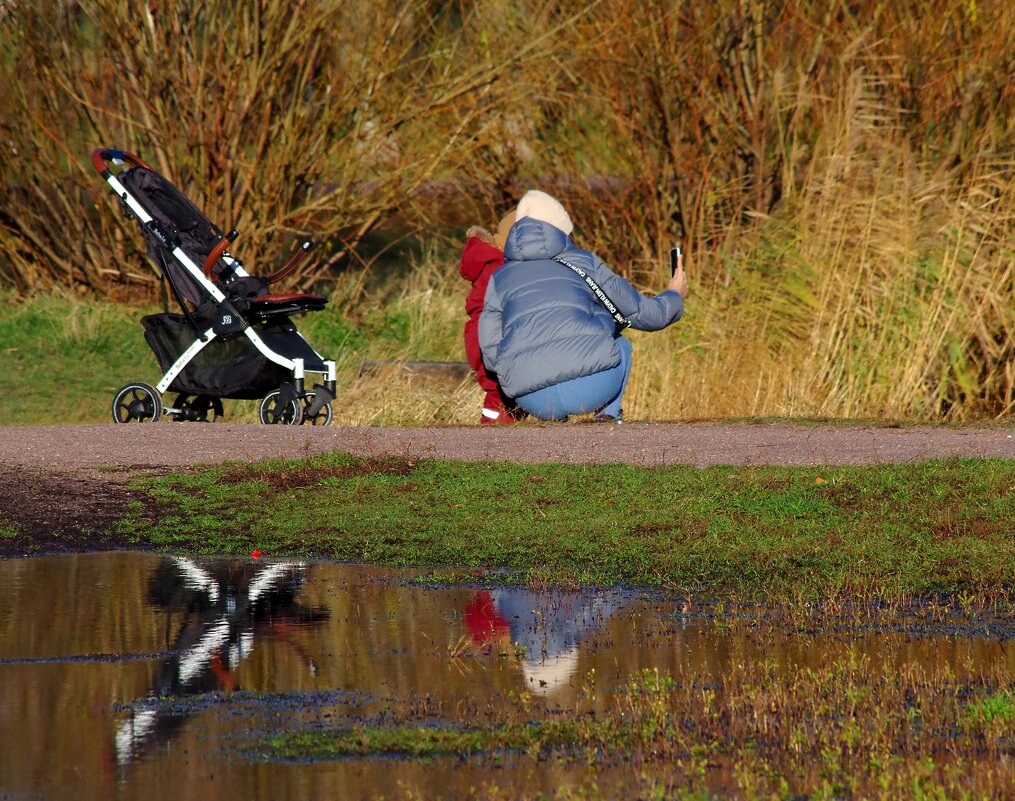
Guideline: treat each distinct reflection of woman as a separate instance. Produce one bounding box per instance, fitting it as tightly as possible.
[463,587,627,695]
[479,190,687,423]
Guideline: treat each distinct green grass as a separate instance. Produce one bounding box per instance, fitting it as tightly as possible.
[0,284,458,426]
[965,691,1015,729]
[0,291,155,425]
[263,721,588,760]
[120,454,1015,600]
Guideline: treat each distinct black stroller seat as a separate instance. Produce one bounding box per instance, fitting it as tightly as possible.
[93,148,337,426]
[113,163,324,310]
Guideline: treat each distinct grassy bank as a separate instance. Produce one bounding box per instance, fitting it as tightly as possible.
[3,231,1013,427]
[0,274,481,427]
[117,453,1015,601]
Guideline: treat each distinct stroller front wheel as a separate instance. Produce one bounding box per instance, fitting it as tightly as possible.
[259,390,304,425]
[112,383,163,424]
[302,392,333,427]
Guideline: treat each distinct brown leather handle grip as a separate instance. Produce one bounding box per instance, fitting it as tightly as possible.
[204,229,237,278]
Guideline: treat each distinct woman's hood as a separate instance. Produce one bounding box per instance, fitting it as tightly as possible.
[503,217,569,263]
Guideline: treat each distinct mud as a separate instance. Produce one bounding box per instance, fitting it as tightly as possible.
[0,466,164,557]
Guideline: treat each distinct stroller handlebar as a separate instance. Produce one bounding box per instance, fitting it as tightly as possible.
[91,148,154,175]
[264,239,315,285]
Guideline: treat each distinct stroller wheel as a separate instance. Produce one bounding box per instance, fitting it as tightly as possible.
[173,394,224,423]
[112,383,163,424]
[259,390,304,425]
[302,392,333,427]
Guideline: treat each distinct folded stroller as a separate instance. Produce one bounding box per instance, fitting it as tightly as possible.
[92,148,336,425]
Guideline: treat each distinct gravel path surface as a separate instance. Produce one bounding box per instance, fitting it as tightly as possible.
[2,421,1013,471]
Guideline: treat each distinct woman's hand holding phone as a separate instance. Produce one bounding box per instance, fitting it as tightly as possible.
[667,246,688,298]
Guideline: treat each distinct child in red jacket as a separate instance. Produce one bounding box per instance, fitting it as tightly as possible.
[459,210,523,424]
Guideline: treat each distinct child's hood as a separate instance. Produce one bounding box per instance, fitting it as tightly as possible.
[459,236,504,282]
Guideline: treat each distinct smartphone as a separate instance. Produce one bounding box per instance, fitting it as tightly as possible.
[670,246,682,276]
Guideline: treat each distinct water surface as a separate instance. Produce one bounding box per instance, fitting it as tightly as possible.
[1,552,1012,800]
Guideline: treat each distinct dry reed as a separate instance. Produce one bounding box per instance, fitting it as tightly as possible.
[1,0,1012,421]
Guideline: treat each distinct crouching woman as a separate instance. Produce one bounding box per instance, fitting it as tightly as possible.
[478,190,687,423]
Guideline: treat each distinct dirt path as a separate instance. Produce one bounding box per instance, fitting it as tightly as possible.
[3,421,1013,471]
[1,421,1011,556]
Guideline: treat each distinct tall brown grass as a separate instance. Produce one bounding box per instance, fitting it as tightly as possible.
[622,127,1015,421]
[511,0,1015,269]
[0,0,1011,421]
[0,0,573,292]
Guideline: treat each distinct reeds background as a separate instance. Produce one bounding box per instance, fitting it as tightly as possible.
[1,0,1012,423]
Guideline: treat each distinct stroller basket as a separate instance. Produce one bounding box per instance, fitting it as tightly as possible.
[142,313,292,400]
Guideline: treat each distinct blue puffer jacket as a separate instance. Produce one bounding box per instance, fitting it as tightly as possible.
[478,218,683,398]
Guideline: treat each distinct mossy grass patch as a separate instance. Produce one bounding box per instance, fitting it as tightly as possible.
[120,454,1015,601]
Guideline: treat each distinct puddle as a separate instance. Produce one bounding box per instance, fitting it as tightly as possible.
[1,552,1014,800]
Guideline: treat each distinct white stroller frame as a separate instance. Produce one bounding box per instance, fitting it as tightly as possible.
[93,148,336,425]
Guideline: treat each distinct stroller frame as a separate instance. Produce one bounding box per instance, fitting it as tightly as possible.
[93,148,337,425]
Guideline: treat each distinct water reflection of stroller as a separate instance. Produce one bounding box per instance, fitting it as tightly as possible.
[92,148,336,425]
[114,557,327,767]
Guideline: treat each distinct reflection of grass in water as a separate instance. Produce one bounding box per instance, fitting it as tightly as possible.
[259,659,1015,798]
[122,453,1015,601]
[264,720,591,759]
[965,691,1015,729]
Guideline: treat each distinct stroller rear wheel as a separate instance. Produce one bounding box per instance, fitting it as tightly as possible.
[259,390,304,425]
[172,394,224,423]
[112,383,163,424]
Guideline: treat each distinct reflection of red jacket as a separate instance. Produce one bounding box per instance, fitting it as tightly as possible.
[464,591,511,642]
[459,237,506,396]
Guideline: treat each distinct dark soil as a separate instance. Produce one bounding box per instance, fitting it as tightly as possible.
[0,466,165,557]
